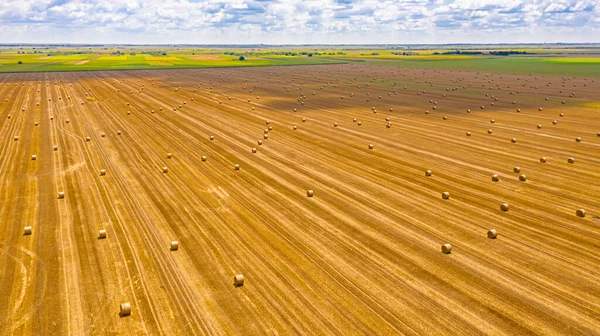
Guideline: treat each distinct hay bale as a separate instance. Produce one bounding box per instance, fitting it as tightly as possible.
[490,119,495,124]
[98,229,107,239]
[58,191,64,199]
[293,125,297,130]
[487,229,498,239]
[511,138,517,143]
[425,170,432,177]
[302,118,306,123]
[568,157,575,164]
[387,123,392,128]
[492,174,499,182]
[500,203,509,211]
[163,167,168,173]
[537,125,542,129]
[560,113,564,117]
[441,244,452,254]
[487,129,493,134]
[35,122,39,126]
[357,122,362,126]
[576,209,586,218]
[24,226,32,236]
[306,190,315,197]
[517,109,521,112]
[234,274,245,287]
[167,153,172,159]
[466,131,471,136]
[442,192,450,200]
[353,118,357,122]
[514,167,521,173]
[519,174,527,182]
[234,164,240,170]
[210,136,215,141]
[252,148,257,153]
[258,140,263,145]
[264,134,268,139]
[540,157,547,163]
[552,120,557,125]
[53,146,58,151]
[120,302,131,316]
[368,144,374,150]
[86,137,91,142]
[100,169,106,176]
[575,137,581,142]
[266,120,270,125]
[201,156,207,161]
[170,241,179,251]
[538,107,542,111]
[442,116,447,120]
[66,119,70,123]
[101,133,106,137]
[117,130,122,135]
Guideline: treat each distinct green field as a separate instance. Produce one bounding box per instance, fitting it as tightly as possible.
[1,45,600,76]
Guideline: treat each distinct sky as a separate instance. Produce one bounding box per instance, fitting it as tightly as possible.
[0,0,598,44]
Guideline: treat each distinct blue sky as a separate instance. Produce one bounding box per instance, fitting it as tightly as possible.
[0,0,598,44]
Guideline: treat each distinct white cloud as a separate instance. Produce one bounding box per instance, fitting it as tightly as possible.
[0,0,597,44]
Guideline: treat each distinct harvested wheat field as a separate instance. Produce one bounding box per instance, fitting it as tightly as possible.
[1,64,599,335]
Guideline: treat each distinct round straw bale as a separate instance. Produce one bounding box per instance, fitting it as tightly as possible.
[234,164,240,170]
[492,174,499,182]
[537,125,542,129]
[264,134,268,139]
[552,120,557,125]
[559,113,564,117]
[500,203,509,211]
[86,137,91,142]
[167,153,172,159]
[442,116,447,120]
[53,146,58,151]
[302,118,306,122]
[441,244,452,254]
[487,229,498,239]
[576,209,586,218]
[210,136,214,140]
[442,192,450,200]
[517,109,521,112]
[170,241,179,251]
[201,156,207,161]
[66,119,70,123]
[24,226,32,235]
[519,174,527,181]
[575,137,581,142]
[117,130,122,135]
[540,157,547,163]
[387,123,392,128]
[252,148,257,153]
[100,169,106,176]
[487,129,492,134]
[425,170,432,177]
[293,126,297,130]
[58,191,65,199]
[513,167,520,173]
[101,133,105,137]
[490,119,495,124]
[353,118,357,122]
[568,157,575,164]
[357,122,362,126]
[234,274,245,287]
[120,302,131,316]
[307,190,314,197]
[163,167,168,173]
[35,122,39,126]
[98,229,107,239]
[511,138,517,143]
[466,131,471,136]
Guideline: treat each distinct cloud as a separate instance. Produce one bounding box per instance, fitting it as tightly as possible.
[0,0,597,44]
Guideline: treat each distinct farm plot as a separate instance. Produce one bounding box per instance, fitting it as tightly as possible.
[0,64,599,335]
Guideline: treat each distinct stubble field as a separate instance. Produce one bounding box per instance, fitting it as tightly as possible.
[0,63,599,335]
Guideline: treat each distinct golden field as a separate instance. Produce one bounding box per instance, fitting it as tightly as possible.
[0,64,599,335]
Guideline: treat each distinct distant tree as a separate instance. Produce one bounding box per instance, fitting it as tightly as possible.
[308,53,313,57]
[130,52,136,56]
[17,61,23,64]
[239,56,245,61]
